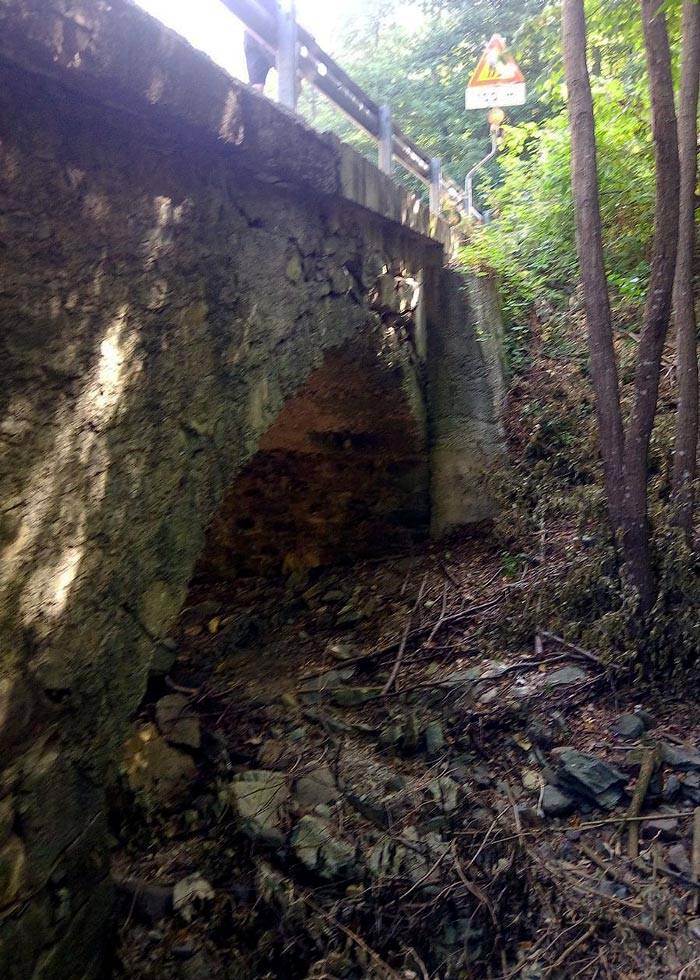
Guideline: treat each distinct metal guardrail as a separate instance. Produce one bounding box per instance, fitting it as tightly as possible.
[221,0,467,219]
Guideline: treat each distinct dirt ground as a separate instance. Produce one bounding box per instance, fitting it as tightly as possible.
[110,527,700,979]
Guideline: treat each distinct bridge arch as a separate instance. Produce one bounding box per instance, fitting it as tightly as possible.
[0,1,502,973]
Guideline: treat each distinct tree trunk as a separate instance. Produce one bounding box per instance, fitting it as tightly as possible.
[562,0,626,541]
[622,0,680,611]
[562,0,680,616]
[672,0,700,539]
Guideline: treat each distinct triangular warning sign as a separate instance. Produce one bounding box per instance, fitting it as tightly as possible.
[468,34,524,88]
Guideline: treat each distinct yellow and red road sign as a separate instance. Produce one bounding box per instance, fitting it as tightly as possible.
[466,34,526,110]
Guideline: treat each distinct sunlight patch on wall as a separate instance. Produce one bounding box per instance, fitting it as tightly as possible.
[0,305,142,628]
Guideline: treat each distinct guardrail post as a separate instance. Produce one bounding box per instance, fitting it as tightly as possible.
[277,0,298,111]
[429,157,441,216]
[378,105,393,175]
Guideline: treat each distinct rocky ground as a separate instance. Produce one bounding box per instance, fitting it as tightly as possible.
[112,533,700,979]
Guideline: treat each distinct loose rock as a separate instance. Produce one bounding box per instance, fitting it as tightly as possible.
[228,770,288,841]
[331,687,381,707]
[541,785,576,817]
[427,776,459,813]
[552,749,627,810]
[662,744,700,771]
[290,815,355,879]
[425,720,445,756]
[173,874,215,922]
[667,843,692,876]
[613,712,646,739]
[544,666,587,688]
[640,813,679,840]
[294,766,339,808]
[155,694,201,750]
[122,724,197,808]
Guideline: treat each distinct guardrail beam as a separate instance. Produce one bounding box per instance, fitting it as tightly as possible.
[223,0,464,220]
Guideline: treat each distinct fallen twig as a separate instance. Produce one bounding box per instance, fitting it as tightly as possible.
[579,841,638,891]
[424,581,449,647]
[545,924,596,976]
[451,840,498,927]
[623,745,660,858]
[383,572,428,694]
[539,630,604,666]
[692,807,700,913]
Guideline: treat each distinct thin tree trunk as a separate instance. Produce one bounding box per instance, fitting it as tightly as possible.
[622,0,680,611]
[563,0,681,616]
[562,0,626,540]
[672,0,700,539]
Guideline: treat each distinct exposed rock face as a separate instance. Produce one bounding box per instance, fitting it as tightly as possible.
[0,0,503,974]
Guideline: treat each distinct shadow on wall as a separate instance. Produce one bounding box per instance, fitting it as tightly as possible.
[195,339,430,589]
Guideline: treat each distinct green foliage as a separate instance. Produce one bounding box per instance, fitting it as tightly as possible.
[463,78,656,354]
[298,0,549,190]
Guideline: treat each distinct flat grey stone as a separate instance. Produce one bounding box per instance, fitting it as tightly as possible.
[667,843,691,875]
[479,687,499,705]
[681,772,700,803]
[553,749,627,810]
[229,771,288,840]
[427,776,459,813]
[155,695,201,749]
[290,815,355,879]
[545,666,587,688]
[331,687,381,707]
[172,874,214,923]
[298,667,355,693]
[425,720,445,755]
[613,713,646,739]
[662,743,700,771]
[294,766,338,808]
[663,773,682,801]
[640,813,679,840]
[541,785,576,817]
[368,838,408,878]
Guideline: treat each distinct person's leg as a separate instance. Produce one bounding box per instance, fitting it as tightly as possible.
[244,33,275,93]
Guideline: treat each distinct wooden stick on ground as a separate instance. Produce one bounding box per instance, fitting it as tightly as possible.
[382,572,428,695]
[546,924,596,976]
[578,841,638,891]
[539,630,604,666]
[625,745,660,859]
[692,807,700,912]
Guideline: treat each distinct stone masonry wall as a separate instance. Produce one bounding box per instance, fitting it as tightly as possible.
[0,1,504,974]
[0,52,441,980]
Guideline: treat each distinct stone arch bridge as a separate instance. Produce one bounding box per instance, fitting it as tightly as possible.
[0,1,504,975]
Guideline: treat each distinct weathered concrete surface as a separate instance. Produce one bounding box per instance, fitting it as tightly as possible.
[429,272,505,535]
[0,0,503,975]
[0,0,451,248]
